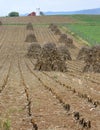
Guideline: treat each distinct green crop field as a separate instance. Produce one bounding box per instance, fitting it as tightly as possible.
[62,15,100,46]
[71,15,100,24]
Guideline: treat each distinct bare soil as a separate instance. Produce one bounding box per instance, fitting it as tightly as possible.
[0,20,100,130]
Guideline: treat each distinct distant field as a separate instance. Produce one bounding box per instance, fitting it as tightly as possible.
[71,15,100,24]
[0,15,77,24]
[0,15,100,45]
[62,15,100,45]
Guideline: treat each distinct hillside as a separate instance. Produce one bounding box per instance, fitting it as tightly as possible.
[45,8,100,15]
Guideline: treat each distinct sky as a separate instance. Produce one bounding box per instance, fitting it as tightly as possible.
[0,0,100,16]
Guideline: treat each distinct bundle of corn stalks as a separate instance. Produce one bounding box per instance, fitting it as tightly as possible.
[0,21,2,25]
[49,23,57,31]
[83,45,100,73]
[27,42,41,58]
[66,38,75,48]
[26,23,33,30]
[77,46,90,60]
[25,33,37,42]
[58,34,75,48]
[58,34,67,43]
[54,28,61,35]
[48,23,54,29]
[49,23,61,35]
[34,42,67,72]
[58,45,72,61]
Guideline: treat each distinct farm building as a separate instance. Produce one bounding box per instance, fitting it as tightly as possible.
[28,12,36,16]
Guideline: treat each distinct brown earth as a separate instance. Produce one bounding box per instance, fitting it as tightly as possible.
[0,16,78,24]
[0,18,100,130]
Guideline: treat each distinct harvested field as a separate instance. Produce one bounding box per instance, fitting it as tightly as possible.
[0,17,100,130]
[0,15,77,24]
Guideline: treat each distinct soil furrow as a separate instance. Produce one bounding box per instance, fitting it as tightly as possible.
[18,57,38,130]
[22,58,79,130]
[0,58,33,130]
[30,59,100,106]
[25,58,100,130]
[0,60,12,93]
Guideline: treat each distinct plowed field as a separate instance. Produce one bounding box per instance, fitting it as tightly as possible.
[0,17,100,130]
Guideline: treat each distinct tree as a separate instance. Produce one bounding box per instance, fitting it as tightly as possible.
[40,11,45,16]
[8,12,19,17]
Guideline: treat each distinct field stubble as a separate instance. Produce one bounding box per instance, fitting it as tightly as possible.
[0,23,99,130]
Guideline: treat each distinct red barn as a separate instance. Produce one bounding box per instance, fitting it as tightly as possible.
[28,12,36,16]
